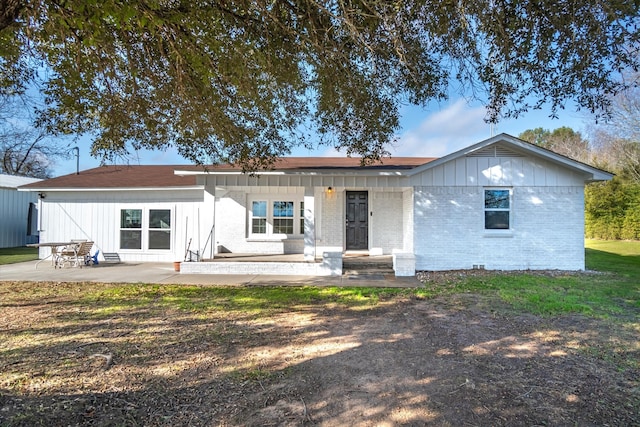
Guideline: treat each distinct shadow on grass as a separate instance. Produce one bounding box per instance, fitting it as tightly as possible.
[1,295,638,426]
[585,247,640,279]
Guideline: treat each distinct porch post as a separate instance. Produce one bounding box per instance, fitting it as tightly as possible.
[303,187,316,261]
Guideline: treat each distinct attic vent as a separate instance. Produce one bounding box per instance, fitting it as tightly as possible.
[466,144,524,158]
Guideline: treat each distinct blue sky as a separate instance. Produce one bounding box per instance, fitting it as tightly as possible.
[52,97,587,177]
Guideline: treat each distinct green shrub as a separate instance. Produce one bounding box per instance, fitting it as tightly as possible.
[585,179,640,240]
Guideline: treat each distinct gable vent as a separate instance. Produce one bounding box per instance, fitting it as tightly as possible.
[466,144,524,158]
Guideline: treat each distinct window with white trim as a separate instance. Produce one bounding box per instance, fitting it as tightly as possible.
[251,201,267,234]
[249,196,303,237]
[120,208,172,250]
[484,189,511,230]
[148,209,171,249]
[273,201,294,234]
[120,209,142,249]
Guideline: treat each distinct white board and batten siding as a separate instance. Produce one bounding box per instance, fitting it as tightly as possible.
[409,155,587,187]
[37,189,214,262]
[0,174,41,248]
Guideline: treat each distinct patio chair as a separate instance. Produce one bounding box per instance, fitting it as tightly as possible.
[55,241,94,268]
[86,250,100,265]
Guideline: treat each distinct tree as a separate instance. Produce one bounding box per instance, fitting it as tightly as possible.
[0,95,70,178]
[518,127,591,163]
[589,67,640,183]
[1,1,638,170]
[590,129,640,183]
[585,178,640,240]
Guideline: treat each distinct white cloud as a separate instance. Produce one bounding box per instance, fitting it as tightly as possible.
[392,99,490,157]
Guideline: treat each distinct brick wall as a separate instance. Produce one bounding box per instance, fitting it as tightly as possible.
[413,186,585,271]
[371,191,403,254]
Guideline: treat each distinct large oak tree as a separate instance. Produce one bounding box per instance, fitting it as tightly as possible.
[1,0,638,170]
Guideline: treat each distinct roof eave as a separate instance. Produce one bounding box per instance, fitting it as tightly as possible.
[174,169,412,177]
[18,185,204,192]
[407,133,614,181]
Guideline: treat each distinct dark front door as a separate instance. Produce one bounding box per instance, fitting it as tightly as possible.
[346,191,368,250]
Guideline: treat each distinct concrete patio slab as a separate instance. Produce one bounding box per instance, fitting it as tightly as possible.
[0,261,423,288]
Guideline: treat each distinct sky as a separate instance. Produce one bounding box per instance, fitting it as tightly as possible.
[52,97,587,177]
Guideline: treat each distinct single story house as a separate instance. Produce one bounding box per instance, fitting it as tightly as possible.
[19,134,612,276]
[0,174,41,248]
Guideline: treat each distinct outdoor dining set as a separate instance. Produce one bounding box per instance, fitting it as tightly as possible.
[28,240,98,269]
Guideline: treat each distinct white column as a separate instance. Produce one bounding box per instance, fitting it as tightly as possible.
[303,187,316,261]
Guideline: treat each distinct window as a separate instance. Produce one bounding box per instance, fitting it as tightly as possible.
[252,201,267,234]
[248,196,304,237]
[120,208,171,250]
[149,209,171,249]
[273,201,294,234]
[484,189,511,230]
[120,209,142,249]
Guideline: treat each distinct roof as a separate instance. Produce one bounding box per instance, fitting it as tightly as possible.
[409,133,613,182]
[19,158,437,190]
[175,157,436,174]
[0,174,42,189]
[19,165,198,190]
[17,134,613,191]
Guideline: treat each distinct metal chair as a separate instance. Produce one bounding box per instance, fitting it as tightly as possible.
[55,241,94,268]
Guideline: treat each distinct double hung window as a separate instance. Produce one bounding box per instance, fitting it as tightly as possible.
[484,189,511,230]
[120,209,143,249]
[273,201,294,234]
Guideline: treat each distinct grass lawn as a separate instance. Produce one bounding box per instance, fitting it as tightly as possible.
[0,240,638,426]
[586,239,640,278]
[0,246,38,265]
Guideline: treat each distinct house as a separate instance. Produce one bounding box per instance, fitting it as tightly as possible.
[0,174,41,248]
[19,134,612,276]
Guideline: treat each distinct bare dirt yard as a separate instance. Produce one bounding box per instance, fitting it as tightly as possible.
[1,279,638,426]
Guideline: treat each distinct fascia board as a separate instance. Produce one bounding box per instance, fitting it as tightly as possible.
[18,186,204,192]
[174,169,409,177]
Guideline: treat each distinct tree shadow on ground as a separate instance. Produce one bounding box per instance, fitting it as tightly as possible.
[1,290,638,426]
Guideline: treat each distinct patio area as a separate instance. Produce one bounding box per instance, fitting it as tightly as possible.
[0,257,421,288]
[181,251,400,278]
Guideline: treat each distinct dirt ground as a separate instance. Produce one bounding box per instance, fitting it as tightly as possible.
[0,280,638,426]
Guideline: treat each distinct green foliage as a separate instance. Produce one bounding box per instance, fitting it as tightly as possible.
[1,1,638,170]
[585,178,640,240]
[518,126,590,162]
[0,247,38,265]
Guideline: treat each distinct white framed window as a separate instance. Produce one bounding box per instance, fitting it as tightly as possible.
[148,209,171,249]
[273,201,294,234]
[484,188,511,230]
[119,207,172,250]
[248,196,303,237]
[251,201,267,234]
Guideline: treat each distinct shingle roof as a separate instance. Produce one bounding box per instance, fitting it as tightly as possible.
[176,157,436,172]
[19,157,437,190]
[19,165,198,189]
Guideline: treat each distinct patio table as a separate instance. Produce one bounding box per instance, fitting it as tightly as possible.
[27,242,79,269]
